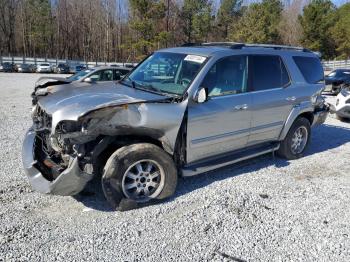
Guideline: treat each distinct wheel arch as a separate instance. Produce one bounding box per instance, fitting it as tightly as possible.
[279,104,314,141]
[91,134,171,177]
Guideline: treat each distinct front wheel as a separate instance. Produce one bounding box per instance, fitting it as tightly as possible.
[102,143,178,209]
[278,117,311,160]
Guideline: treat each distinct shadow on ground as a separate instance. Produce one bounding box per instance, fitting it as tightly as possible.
[74,122,350,212]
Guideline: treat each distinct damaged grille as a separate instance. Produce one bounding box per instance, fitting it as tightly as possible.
[33,105,52,131]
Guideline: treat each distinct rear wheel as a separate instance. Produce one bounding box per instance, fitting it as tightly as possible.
[278,117,311,160]
[102,143,178,209]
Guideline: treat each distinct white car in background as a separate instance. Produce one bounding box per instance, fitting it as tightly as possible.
[36,63,52,73]
[335,87,350,120]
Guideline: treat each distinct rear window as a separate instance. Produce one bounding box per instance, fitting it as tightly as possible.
[293,56,324,84]
[249,55,290,91]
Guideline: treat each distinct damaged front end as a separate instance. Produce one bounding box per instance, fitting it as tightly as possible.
[22,84,187,197]
[22,105,94,196]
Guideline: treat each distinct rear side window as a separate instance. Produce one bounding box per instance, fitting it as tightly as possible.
[249,55,290,91]
[293,56,324,84]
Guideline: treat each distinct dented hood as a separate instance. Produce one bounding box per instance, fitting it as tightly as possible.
[35,76,71,88]
[37,82,167,118]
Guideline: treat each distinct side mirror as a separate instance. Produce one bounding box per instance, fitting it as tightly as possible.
[194,87,208,103]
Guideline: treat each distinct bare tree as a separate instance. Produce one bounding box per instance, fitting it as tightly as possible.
[278,0,303,46]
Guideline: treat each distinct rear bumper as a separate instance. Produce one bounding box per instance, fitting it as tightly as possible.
[312,104,329,126]
[37,69,51,73]
[22,129,93,196]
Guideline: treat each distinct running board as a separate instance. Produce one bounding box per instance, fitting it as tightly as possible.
[181,143,280,177]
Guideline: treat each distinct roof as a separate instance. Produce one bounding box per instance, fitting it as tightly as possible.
[158,46,230,57]
[158,43,319,58]
[90,66,132,71]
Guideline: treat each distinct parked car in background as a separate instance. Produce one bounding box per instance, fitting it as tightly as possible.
[69,64,87,74]
[33,66,132,102]
[53,63,70,74]
[23,43,329,210]
[0,62,16,72]
[335,86,350,120]
[17,63,36,73]
[36,63,52,73]
[324,69,350,94]
[110,63,135,68]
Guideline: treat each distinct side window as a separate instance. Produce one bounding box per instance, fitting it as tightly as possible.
[201,55,248,97]
[89,71,102,81]
[249,55,290,91]
[342,71,350,77]
[119,69,130,76]
[90,70,113,81]
[114,69,130,80]
[293,56,324,84]
[100,70,113,81]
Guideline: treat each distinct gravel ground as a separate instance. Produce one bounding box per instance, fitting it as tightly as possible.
[0,72,349,261]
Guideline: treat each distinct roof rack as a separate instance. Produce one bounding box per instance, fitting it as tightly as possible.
[238,43,311,53]
[181,42,311,53]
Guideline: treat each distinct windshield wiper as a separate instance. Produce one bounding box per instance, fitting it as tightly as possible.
[134,81,178,97]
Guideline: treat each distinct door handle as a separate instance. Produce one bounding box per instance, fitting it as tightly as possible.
[286,96,296,101]
[234,104,248,110]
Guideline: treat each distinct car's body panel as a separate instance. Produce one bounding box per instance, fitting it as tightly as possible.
[22,44,329,202]
[335,89,350,119]
[324,69,350,93]
[187,93,252,163]
[248,88,294,146]
[0,62,15,72]
[37,83,169,131]
[22,129,93,195]
[37,64,52,73]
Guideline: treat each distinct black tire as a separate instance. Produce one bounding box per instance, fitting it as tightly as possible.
[102,143,178,210]
[277,117,311,160]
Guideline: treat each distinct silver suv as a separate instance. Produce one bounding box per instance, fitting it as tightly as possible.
[22,43,329,210]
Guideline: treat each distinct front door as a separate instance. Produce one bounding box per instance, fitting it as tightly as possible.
[187,55,252,163]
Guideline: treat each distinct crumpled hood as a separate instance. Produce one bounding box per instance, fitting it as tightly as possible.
[37,82,167,120]
[35,76,71,88]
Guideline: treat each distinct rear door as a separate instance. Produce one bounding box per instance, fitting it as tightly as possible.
[247,55,295,146]
[187,55,253,163]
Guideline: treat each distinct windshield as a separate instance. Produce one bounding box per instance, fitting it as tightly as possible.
[40,63,50,66]
[67,69,92,81]
[122,52,206,96]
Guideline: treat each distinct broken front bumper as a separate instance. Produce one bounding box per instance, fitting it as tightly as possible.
[312,104,330,126]
[22,129,93,196]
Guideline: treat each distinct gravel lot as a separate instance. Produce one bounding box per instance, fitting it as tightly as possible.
[0,72,349,261]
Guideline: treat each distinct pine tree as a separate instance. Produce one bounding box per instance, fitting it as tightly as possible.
[181,0,212,43]
[217,0,242,40]
[229,0,282,44]
[331,3,350,59]
[299,0,336,59]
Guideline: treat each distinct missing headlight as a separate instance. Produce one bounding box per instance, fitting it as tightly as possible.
[57,121,82,134]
